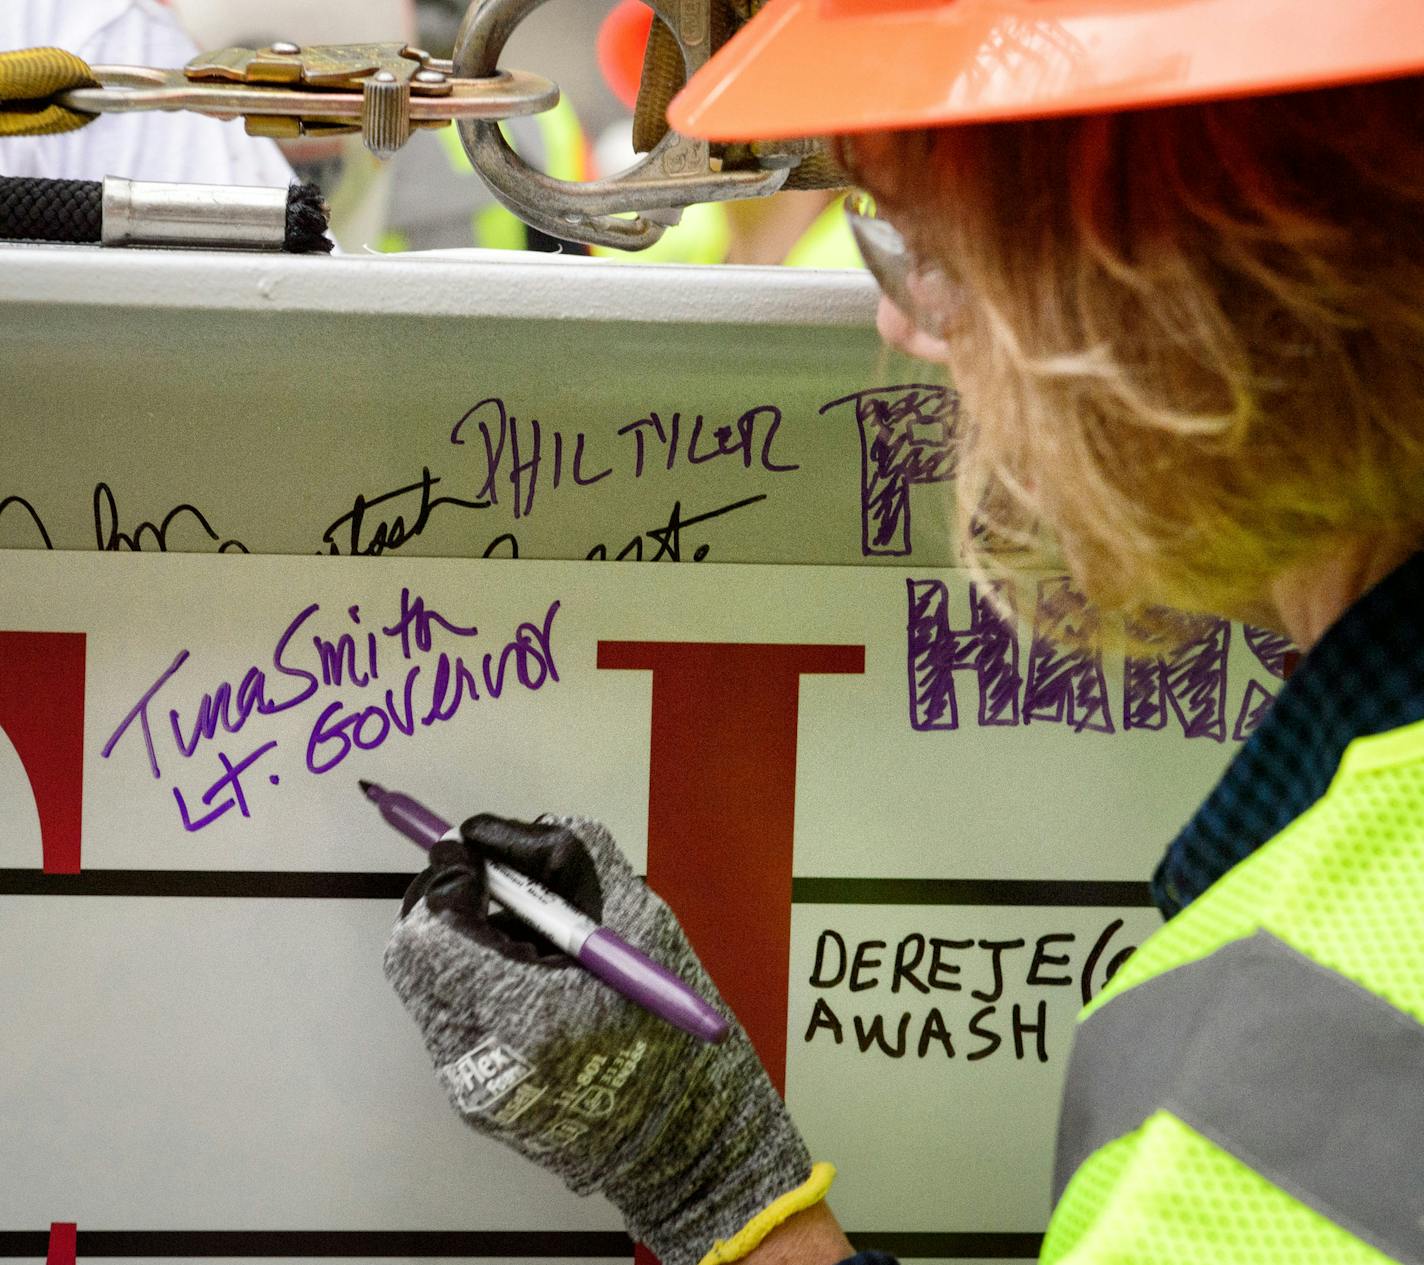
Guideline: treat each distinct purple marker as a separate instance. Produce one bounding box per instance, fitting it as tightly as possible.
[360,781,729,1045]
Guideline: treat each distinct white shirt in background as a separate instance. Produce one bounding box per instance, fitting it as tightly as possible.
[0,0,293,186]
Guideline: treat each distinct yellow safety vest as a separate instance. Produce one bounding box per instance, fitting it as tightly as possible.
[1046,717,1424,1263]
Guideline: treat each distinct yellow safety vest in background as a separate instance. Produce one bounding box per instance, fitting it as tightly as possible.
[593,193,862,269]
[782,197,860,270]
[379,103,588,253]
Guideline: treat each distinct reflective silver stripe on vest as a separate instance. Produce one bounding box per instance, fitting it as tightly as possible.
[1054,930,1424,1265]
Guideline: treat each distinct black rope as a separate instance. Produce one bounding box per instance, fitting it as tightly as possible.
[0,174,101,242]
[285,180,335,254]
[0,176,334,251]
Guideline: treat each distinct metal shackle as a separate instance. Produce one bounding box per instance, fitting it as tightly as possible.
[452,0,788,251]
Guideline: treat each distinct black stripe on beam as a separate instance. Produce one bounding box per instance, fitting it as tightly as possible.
[0,1230,634,1257]
[0,870,1151,906]
[794,878,1153,906]
[0,1229,1043,1258]
[0,870,416,898]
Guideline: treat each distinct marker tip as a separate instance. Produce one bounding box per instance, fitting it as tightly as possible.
[358,779,381,800]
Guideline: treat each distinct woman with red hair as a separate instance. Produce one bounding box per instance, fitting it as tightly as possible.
[388,6,1424,1262]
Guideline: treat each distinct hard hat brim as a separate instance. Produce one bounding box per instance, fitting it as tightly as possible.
[669,0,1424,141]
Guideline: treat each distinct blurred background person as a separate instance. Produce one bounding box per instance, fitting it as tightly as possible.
[0,0,292,185]
[0,0,864,264]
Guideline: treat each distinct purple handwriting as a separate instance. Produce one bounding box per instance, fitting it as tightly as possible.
[1024,578,1114,734]
[306,598,558,775]
[1124,609,1231,742]
[449,396,797,522]
[819,383,958,558]
[907,576,1293,742]
[1234,626,1295,740]
[101,588,561,831]
[617,405,797,478]
[172,740,279,832]
[907,578,1020,730]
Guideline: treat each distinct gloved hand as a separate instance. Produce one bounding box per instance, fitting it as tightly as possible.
[383,813,833,1265]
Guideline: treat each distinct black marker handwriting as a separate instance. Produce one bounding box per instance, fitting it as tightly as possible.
[586,493,768,562]
[0,494,53,549]
[321,466,490,557]
[94,483,249,554]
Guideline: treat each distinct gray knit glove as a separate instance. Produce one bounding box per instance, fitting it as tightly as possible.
[383,813,819,1265]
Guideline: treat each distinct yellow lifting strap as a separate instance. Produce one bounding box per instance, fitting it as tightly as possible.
[631,0,845,192]
[0,47,99,138]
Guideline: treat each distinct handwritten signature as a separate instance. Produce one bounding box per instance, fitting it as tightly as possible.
[0,484,248,553]
[319,456,767,564]
[6,388,806,562]
[320,466,488,557]
[585,494,767,561]
[450,396,797,522]
[0,495,51,549]
[101,587,560,832]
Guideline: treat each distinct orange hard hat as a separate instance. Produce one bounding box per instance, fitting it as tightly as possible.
[668,0,1424,141]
